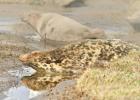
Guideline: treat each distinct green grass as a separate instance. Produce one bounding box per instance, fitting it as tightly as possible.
[77,51,140,100]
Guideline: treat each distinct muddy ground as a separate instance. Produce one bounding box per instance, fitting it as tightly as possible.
[0,1,140,100]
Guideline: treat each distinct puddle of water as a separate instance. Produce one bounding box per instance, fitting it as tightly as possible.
[3,66,76,100]
[0,26,14,33]
[0,2,139,100]
[0,17,22,34]
[2,67,43,100]
[3,86,43,100]
[4,86,30,100]
[0,17,21,25]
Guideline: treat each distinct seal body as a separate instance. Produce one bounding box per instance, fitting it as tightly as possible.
[22,13,106,42]
[19,39,137,90]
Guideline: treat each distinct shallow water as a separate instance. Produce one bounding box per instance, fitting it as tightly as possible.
[1,67,43,100]
[0,1,140,99]
[4,86,43,100]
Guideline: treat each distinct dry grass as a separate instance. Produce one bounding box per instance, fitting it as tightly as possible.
[47,51,140,100]
[77,51,140,100]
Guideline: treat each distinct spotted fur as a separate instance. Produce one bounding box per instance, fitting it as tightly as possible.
[19,39,138,90]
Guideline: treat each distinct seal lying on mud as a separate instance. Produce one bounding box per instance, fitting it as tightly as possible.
[53,0,84,7]
[19,39,138,90]
[22,13,106,43]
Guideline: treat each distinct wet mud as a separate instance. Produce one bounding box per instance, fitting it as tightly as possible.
[0,1,140,99]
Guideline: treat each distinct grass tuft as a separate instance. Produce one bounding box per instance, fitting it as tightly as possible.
[77,51,140,100]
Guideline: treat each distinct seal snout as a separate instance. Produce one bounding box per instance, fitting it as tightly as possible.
[19,54,30,63]
[19,51,41,63]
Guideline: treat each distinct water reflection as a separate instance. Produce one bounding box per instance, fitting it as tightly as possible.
[0,1,139,99]
[3,67,42,100]
[8,67,36,77]
[0,17,20,24]
[4,86,42,100]
[4,86,29,100]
